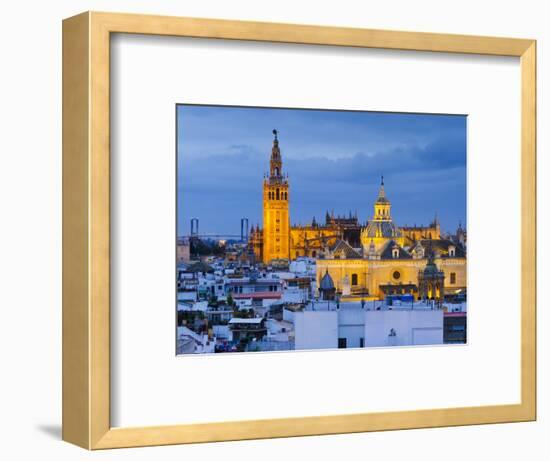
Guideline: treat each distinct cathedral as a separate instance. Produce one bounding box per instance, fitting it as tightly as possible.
[249,130,466,300]
[249,129,362,263]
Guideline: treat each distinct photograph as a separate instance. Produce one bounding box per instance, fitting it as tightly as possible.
[176,105,467,354]
[3,3,538,455]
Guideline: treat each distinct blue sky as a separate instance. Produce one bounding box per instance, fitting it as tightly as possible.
[177,105,467,237]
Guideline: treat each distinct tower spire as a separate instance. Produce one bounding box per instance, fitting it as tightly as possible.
[378,175,386,199]
[373,174,391,221]
[263,129,290,263]
[269,129,283,178]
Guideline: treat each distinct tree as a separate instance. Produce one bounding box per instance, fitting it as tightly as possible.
[208,294,218,306]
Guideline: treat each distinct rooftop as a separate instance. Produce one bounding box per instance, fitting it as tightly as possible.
[229,317,264,324]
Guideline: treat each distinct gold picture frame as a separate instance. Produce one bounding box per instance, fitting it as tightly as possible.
[62,11,536,449]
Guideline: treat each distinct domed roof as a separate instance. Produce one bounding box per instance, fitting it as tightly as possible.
[319,270,335,290]
[363,220,402,238]
[422,251,443,277]
[423,261,440,275]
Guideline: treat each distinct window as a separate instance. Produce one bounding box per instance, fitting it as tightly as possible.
[449,246,456,257]
[276,188,280,200]
[392,248,399,258]
[351,273,358,285]
[338,338,347,349]
[359,337,364,347]
[393,270,401,280]
[450,272,456,284]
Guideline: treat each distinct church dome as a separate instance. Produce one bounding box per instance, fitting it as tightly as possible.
[423,261,440,275]
[422,251,443,277]
[363,220,402,239]
[319,270,335,290]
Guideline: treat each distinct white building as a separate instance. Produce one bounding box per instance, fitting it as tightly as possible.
[364,309,443,347]
[294,310,338,350]
[177,325,215,354]
[294,301,444,350]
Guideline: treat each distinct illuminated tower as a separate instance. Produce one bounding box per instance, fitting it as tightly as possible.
[263,129,290,263]
[373,175,391,221]
[361,176,405,252]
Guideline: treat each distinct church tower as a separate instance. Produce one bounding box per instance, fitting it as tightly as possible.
[263,129,290,263]
[373,175,392,221]
[361,176,405,252]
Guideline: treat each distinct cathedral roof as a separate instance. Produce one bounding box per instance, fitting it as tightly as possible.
[363,220,403,239]
[379,240,412,260]
[330,239,362,259]
[419,239,466,258]
[319,270,335,290]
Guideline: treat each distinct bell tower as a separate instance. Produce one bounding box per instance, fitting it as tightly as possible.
[373,176,392,221]
[263,129,290,263]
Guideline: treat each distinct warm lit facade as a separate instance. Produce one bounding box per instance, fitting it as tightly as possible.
[289,225,341,260]
[316,252,466,300]
[360,177,405,252]
[316,181,466,300]
[402,221,441,244]
[262,130,290,263]
[254,131,362,264]
[253,131,466,297]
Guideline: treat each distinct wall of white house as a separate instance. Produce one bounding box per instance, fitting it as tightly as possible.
[364,310,443,347]
[294,311,338,350]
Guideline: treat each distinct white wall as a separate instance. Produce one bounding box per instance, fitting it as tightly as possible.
[295,311,339,350]
[1,1,548,460]
[364,310,443,347]
[338,307,367,348]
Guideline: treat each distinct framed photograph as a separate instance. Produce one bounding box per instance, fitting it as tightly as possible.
[62,11,536,449]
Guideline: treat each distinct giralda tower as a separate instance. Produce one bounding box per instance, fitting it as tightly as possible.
[262,129,290,263]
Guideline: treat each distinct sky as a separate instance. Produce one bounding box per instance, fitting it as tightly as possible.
[177,104,467,238]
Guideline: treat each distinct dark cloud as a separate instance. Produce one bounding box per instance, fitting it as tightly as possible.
[178,137,466,235]
[176,106,466,236]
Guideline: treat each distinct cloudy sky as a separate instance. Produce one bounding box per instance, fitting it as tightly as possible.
[177,104,467,237]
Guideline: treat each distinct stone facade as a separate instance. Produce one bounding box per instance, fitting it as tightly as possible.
[252,132,467,300]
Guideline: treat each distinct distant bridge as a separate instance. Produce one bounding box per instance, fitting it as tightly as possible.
[180,217,251,242]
